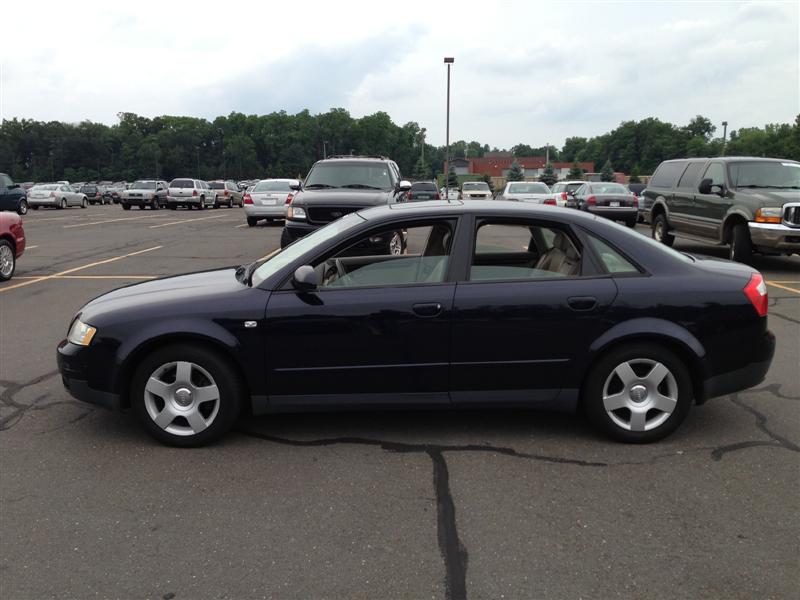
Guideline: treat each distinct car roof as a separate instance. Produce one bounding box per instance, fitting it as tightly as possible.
[660,156,799,164]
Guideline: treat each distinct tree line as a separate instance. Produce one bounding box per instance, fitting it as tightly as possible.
[1,109,797,183]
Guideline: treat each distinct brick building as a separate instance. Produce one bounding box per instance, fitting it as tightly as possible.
[445,156,595,180]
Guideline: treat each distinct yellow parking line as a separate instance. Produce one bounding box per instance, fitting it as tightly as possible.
[149,214,231,229]
[26,245,39,250]
[769,280,800,284]
[64,215,162,228]
[766,281,800,295]
[258,248,281,262]
[52,275,158,280]
[0,246,162,293]
[235,223,248,228]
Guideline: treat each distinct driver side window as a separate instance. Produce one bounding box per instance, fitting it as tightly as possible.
[314,221,455,289]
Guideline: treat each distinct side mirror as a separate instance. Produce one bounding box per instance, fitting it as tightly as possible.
[698,178,712,194]
[290,183,302,191]
[397,180,412,192]
[292,265,318,292]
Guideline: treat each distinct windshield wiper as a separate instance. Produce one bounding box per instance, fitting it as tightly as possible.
[304,183,338,189]
[341,184,382,189]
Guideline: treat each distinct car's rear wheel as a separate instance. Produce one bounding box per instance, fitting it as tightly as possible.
[59,198,67,210]
[81,198,88,209]
[729,223,753,264]
[0,240,16,281]
[583,343,692,443]
[122,203,131,210]
[247,217,258,227]
[625,219,636,228]
[17,199,28,215]
[151,198,159,210]
[388,231,405,255]
[651,214,674,247]
[198,197,205,211]
[131,344,243,447]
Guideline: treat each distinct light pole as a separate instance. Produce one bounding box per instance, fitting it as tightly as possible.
[444,57,454,200]
[721,121,728,155]
[323,140,329,159]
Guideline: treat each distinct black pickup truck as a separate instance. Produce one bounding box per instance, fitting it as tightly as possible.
[645,157,800,263]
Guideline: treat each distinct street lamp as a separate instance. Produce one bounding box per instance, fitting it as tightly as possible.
[444,57,454,200]
[323,140,329,159]
[721,121,728,155]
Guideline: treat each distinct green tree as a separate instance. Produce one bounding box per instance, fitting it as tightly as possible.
[481,173,494,192]
[412,154,428,180]
[511,143,535,156]
[600,159,615,182]
[539,162,557,186]
[507,160,524,181]
[628,164,641,183]
[446,164,459,188]
[568,161,584,180]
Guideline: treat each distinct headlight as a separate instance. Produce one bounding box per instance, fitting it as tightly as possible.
[287,206,306,220]
[68,319,97,346]
[755,207,783,224]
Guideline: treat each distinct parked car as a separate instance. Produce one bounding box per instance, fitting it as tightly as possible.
[626,183,647,222]
[0,173,29,215]
[80,184,111,205]
[460,181,492,200]
[440,187,460,200]
[209,180,244,208]
[280,155,410,250]
[105,182,128,203]
[244,179,299,226]
[167,179,216,210]
[646,157,800,262]
[0,211,25,281]
[497,181,559,204]
[407,181,440,201]
[27,184,87,209]
[572,182,638,227]
[120,180,168,210]
[551,181,586,208]
[57,201,775,447]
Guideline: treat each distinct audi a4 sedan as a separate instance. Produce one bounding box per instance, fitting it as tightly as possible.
[57,201,774,446]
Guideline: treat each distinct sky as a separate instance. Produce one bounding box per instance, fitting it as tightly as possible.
[1,0,798,149]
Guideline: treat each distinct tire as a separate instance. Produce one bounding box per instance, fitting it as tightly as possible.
[122,203,131,210]
[387,231,406,255]
[247,217,258,227]
[169,204,177,210]
[651,213,674,247]
[32,206,39,211]
[59,198,67,210]
[17,199,28,215]
[583,342,692,443]
[151,198,159,210]
[228,198,233,209]
[625,219,637,228]
[280,227,293,248]
[0,239,16,281]
[729,223,753,264]
[130,344,243,447]
[81,198,88,209]
[198,197,205,211]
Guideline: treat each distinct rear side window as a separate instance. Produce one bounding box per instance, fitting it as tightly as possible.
[649,162,686,189]
[676,162,705,190]
[170,179,194,188]
[586,235,640,274]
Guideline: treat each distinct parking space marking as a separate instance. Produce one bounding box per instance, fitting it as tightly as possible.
[235,223,248,228]
[258,248,281,262]
[63,214,164,228]
[0,246,162,293]
[25,245,39,250]
[766,281,800,294]
[149,214,234,228]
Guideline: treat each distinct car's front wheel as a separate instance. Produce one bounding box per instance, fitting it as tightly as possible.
[17,199,28,215]
[122,203,131,210]
[131,344,243,447]
[729,222,753,264]
[583,343,692,443]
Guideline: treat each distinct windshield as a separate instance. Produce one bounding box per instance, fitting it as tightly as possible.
[591,183,628,194]
[254,180,293,192]
[304,163,394,189]
[463,182,490,191]
[131,181,157,190]
[251,212,366,287]
[729,161,800,189]
[508,183,550,194]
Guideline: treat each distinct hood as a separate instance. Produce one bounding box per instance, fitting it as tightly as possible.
[294,188,394,207]
[735,188,800,206]
[80,268,245,323]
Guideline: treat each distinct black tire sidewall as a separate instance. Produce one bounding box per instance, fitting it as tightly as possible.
[652,214,674,247]
[583,343,693,443]
[130,344,243,447]
[730,223,753,263]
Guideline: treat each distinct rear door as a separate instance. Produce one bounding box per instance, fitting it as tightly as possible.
[673,161,707,236]
[450,218,617,406]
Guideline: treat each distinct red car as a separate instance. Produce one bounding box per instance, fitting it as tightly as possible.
[0,211,25,281]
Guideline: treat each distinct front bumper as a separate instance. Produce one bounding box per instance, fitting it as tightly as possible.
[122,196,157,206]
[748,222,800,253]
[701,329,775,402]
[57,340,122,410]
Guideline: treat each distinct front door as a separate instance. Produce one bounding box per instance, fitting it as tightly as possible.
[450,219,618,407]
[264,219,458,407]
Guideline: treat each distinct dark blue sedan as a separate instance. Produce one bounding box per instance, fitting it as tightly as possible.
[57,201,774,446]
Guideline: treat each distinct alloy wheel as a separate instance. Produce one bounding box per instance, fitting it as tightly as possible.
[143,361,221,436]
[389,232,403,255]
[0,244,14,278]
[18,200,28,215]
[654,221,664,242]
[602,358,678,432]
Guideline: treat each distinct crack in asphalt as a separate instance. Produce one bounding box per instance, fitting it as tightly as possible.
[0,370,77,430]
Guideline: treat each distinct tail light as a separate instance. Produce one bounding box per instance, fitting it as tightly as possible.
[561,192,568,201]
[244,193,253,205]
[743,273,768,317]
[192,189,198,197]
[587,195,597,205]
[544,199,556,206]
[633,196,639,208]
[285,193,294,204]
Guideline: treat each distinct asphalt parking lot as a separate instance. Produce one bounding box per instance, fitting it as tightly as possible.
[1,204,798,600]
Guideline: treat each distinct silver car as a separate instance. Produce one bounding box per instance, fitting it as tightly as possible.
[167,179,216,210]
[245,178,299,226]
[460,181,493,200]
[497,181,559,205]
[27,184,88,210]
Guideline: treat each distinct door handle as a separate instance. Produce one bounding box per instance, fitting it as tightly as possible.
[567,296,597,311]
[412,302,443,318]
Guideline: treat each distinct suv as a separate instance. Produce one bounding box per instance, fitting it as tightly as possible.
[407,181,440,201]
[209,180,244,208]
[646,157,800,262]
[0,173,29,215]
[167,179,216,210]
[79,183,111,205]
[281,156,411,249]
[120,180,169,210]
